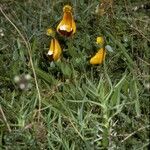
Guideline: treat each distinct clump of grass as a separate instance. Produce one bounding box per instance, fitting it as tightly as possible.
[0,0,149,149]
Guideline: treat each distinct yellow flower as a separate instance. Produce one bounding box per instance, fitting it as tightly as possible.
[90,48,106,65]
[96,36,104,45]
[46,28,55,37]
[47,38,62,61]
[57,5,76,37]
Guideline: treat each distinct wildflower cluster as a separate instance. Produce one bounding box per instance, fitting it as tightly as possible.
[47,5,76,61]
[47,4,108,65]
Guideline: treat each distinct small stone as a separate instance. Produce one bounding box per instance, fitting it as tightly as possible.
[105,45,113,52]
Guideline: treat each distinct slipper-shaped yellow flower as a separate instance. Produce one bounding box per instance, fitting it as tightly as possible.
[47,38,62,61]
[57,5,76,37]
[90,48,106,65]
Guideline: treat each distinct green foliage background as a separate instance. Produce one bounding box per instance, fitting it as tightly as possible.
[0,0,149,149]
